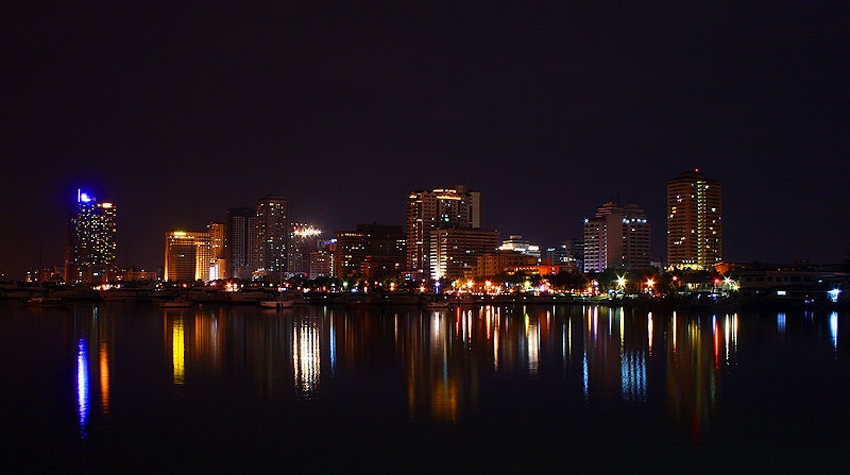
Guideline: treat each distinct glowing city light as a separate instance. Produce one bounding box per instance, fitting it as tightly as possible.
[616,275,626,290]
[77,189,93,203]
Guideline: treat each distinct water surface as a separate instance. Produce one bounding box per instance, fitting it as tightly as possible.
[1,301,847,472]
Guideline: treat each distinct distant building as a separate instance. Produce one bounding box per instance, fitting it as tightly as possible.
[207,222,225,281]
[288,224,323,277]
[544,239,583,271]
[407,185,480,281]
[499,235,541,259]
[734,269,849,304]
[309,240,336,280]
[64,189,118,283]
[332,224,405,280]
[475,250,539,279]
[583,202,651,272]
[667,169,723,270]
[255,195,289,277]
[224,207,256,280]
[429,228,499,282]
[333,230,369,279]
[309,250,333,280]
[164,231,213,283]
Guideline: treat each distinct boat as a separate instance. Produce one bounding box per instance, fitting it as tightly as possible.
[159,299,193,308]
[422,294,450,309]
[259,298,294,309]
[25,295,64,306]
[228,289,273,304]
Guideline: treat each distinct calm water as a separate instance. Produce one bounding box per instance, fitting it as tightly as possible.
[1,300,847,473]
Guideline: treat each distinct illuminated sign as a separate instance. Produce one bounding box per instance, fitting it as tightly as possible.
[77,189,93,203]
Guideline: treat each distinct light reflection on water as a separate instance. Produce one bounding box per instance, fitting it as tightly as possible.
[76,337,88,438]
[3,301,848,470]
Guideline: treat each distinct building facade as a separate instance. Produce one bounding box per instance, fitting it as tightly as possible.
[224,207,256,280]
[332,224,406,280]
[255,195,289,277]
[64,189,117,283]
[164,231,212,283]
[498,235,541,258]
[406,185,480,281]
[428,228,499,282]
[667,169,723,270]
[544,239,584,270]
[475,250,539,279]
[288,224,323,276]
[207,222,225,281]
[583,202,651,272]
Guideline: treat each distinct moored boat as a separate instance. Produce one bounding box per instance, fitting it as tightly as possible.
[25,295,64,306]
[159,299,193,308]
[259,298,294,309]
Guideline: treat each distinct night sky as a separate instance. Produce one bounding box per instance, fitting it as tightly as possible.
[3,1,849,278]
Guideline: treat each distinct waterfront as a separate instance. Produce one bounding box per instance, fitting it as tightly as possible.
[1,301,847,472]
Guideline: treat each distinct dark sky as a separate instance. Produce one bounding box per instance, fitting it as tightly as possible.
[3,1,849,278]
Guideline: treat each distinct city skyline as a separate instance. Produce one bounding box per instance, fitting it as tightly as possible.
[2,166,848,281]
[3,3,849,278]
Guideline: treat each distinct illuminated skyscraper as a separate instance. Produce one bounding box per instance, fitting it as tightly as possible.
[667,170,722,270]
[64,189,117,283]
[255,195,289,276]
[583,202,651,272]
[207,222,225,281]
[164,231,212,282]
[429,228,499,281]
[406,185,480,281]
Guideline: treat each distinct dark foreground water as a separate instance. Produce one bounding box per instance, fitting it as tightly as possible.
[1,300,848,473]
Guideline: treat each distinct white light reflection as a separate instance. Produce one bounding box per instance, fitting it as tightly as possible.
[647,312,653,355]
[582,351,589,401]
[330,314,337,376]
[724,313,738,365]
[77,338,89,438]
[293,319,321,399]
[830,312,838,351]
[466,310,473,343]
[777,312,786,334]
[619,309,624,347]
[621,350,646,402]
[527,317,539,375]
[562,323,567,365]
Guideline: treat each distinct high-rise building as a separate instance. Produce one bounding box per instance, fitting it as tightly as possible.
[288,224,323,276]
[406,185,480,281]
[309,247,334,280]
[667,170,723,270]
[583,202,651,272]
[331,223,406,280]
[64,189,118,283]
[164,231,212,283]
[544,239,584,270]
[333,230,369,279]
[224,208,257,280]
[429,228,499,281]
[207,222,225,280]
[255,195,289,277]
